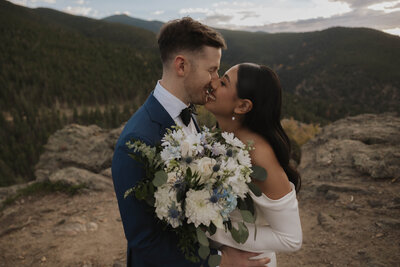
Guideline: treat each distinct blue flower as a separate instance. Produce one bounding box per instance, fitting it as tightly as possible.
[209,187,224,203]
[168,207,180,219]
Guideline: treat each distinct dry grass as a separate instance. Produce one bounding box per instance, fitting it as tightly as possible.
[282,118,321,146]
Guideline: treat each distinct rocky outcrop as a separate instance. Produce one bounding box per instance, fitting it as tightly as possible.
[299,113,400,186]
[34,124,124,190]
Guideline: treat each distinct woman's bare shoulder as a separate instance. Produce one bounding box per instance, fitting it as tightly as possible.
[239,130,291,200]
[239,131,276,166]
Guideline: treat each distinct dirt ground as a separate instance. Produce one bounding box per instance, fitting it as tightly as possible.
[0,177,399,267]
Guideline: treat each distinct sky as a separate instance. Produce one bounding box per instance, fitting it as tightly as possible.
[8,0,400,36]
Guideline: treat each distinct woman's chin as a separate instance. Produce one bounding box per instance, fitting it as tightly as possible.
[204,101,217,113]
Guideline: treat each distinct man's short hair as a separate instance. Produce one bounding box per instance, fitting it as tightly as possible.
[157,17,226,63]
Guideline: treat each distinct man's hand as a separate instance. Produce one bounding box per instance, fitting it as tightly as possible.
[219,246,271,266]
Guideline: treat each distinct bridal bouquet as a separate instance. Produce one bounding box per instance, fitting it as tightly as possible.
[124,126,266,267]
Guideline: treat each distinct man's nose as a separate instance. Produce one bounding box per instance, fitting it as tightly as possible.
[210,79,219,90]
[211,71,219,80]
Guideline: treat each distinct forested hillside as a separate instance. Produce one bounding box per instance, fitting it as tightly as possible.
[102,14,163,33]
[0,0,161,186]
[219,27,400,119]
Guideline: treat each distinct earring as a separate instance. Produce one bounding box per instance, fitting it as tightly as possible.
[232,116,235,121]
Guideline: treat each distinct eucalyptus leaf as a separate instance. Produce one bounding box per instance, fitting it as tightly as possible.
[196,228,209,247]
[128,153,144,164]
[209,222,217,236]
[251,165,268,181]
[208,255,221,267]
[244,194,255,215]
[230,226,241,243]
[152,170,167,187]
[198,245,210,260]
[237,198,247,210]
[240,210,255,224]
[248,182,262,197]
[238,222,249,243]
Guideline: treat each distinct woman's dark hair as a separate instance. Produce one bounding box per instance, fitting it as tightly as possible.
[237,63,301,192]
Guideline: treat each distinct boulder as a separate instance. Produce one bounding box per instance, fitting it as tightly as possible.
[49,167,112,191]
[299,113,400,190]
[35,124,123,182]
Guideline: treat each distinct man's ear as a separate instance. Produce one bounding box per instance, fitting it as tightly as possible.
[234,99,253,115]
[174,55,187,77]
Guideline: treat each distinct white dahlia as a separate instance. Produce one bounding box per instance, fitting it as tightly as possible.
[185,189,220,227]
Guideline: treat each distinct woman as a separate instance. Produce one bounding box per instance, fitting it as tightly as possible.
[205,63,302,266]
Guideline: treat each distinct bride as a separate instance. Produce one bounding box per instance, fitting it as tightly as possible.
[205,63,303,267]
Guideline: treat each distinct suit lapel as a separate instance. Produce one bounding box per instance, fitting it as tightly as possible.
[144,93,176,137]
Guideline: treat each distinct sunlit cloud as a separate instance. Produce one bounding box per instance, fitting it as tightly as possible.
[151,10,164,15]
[383,27,400,35]
[242,7,400,34]
[368,0,400,13]
[64,6,92,16]
[114,10,131,16]
[8,0,28,6]
[181,0,352,27]
[8,0,56,6]
[31,0,56,3]
[179,8,210,14]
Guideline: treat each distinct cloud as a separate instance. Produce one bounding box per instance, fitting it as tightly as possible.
[237,11,259,20]
[179,8,210,14]
[75,0,85,5]
[242,8,400,33]
[368,0,400,13]
[330,0,380,8]
[30,0,56,3]
[202,14,234,25]
[8,0,55,6]
[8,0,29,6]
[64,6,92,16]
[151,10,165,15]
[383,27,400,35]
[114,11,131,16]
[198,0,353,27]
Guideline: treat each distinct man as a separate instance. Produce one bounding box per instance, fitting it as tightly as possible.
[112,17,270,267]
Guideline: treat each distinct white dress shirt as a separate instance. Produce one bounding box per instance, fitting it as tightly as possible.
[153,80,198,136]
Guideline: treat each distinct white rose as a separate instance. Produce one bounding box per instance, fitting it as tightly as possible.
[196,157,217,183]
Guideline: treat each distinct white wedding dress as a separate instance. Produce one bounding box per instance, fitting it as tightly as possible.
[209,182,302,267]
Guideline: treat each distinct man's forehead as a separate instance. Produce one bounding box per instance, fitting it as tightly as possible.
[198,47,221,63]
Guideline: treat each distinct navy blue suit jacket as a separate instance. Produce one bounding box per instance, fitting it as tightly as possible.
[112,93,208,267]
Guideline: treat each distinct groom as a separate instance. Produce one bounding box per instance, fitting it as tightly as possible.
[112,17,270,267]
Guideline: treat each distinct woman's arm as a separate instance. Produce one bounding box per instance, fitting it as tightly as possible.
[209,134,302,252]
[209,183,302,252]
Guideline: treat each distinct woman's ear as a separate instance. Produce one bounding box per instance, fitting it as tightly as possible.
[234,99,253,115]
[174,55,187,77]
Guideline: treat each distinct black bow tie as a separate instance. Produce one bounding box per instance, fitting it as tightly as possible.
[179,104,197,126]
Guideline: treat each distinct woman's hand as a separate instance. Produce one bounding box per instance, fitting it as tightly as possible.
[220,245,271,266]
